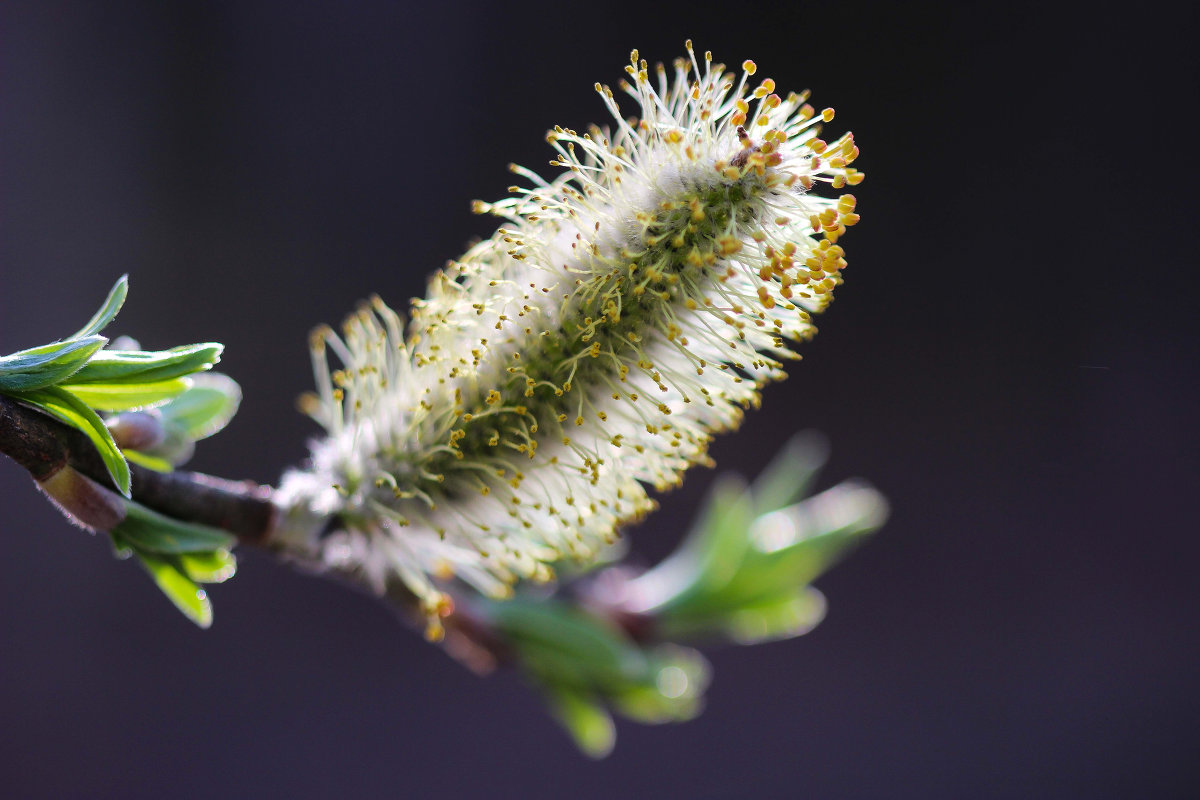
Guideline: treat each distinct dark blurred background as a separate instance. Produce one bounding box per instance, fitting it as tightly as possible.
[2,1,1197,797]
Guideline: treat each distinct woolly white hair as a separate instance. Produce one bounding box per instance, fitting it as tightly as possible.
[272,43,863,638]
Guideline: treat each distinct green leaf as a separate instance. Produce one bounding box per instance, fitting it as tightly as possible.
[744,483,886,586]
[138,430,196,469]
[520,644,624,691]
[610,645,709,723]
[133,549,213,628]
[660,483,886,625]
[489,600,644,689]
[677,475,751,563]
[122,449,174,472]
[70,275,128,339]
[634,477,754,618]
[67,343,223,384]
[546,687,615,759]
[0,336,107,392]
[112,500,236,554]
[712,588,827,644]
[13,386,130,496]
[690,477,756,589]
[110,531,134,559]
[110,526,233,627]
[61,377,190,411]
[177,549,237,583]
[157,372,241,440]
[751,432,829,514]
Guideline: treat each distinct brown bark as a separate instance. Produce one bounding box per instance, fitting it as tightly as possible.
[0,393,275,543]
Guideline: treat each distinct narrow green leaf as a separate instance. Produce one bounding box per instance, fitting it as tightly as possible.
[112,500,235,554]
[624,477,752,618]
[68,343,222,384]
[134,549,213,628]
[519,643,622,691]
[61,377,189,411]
[489,600,642,688]
[611,645,709,723]
[122,450,174,472]
[659,483,886,625]
[677,475,750,563]
[14,386,130,496]
[745,483,887,585]
[546,687,615,759]
[71,275,128,339]
[137,429,196,469]
[716,587,827,644]
[158,372,241,440]
[0,336,107,392]
[751,432,829,514]
[178,549,237,583]
[610,684,677,724]
[638,478,754,619]
[110,531,134,560]
[691,478,755,589]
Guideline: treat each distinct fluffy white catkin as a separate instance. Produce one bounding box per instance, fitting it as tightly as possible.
[272,44,863,637]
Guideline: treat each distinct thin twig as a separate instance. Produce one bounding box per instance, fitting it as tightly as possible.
[1,392,654,662]
[0,393,275,543]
